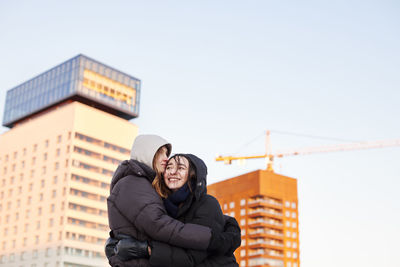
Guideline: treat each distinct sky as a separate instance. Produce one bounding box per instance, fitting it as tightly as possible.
[1,1,399,266]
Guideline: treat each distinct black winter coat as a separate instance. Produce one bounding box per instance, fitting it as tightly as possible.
[148,154,239,267]
[107,159,212,267]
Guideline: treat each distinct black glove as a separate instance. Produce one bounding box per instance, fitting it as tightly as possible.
[105,237,119,259]
[207,215,241,255]
[115,237,150,261]
[223,215,241,254]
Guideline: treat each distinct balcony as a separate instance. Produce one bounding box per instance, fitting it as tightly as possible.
[248,208,283,218]
[248,198,282,208]
[249,249,284,258]
[248,239,284,248]
[248,218,283,229]
[249,229,283,237]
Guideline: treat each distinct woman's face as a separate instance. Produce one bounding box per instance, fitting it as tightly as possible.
[164,157,189,192]
[154,146,169,172]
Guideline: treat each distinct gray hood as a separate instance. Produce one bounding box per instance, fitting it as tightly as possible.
[130,134,171,170]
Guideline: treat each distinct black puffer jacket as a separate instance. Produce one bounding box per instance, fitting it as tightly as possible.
[107,159,212,267]
[149,154,239,267]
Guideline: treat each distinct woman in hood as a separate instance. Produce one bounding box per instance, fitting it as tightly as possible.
[106,135,240,266]
[115,153,240,267]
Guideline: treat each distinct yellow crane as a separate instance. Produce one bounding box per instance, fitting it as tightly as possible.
[215,130,400,172]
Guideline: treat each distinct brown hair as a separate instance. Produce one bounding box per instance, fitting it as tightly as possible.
[152,154,196,198]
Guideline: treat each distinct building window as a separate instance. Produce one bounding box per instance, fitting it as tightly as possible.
[57,135,62,143]
[45,140,49,147]
[286,231,291,237]
[286,241,291,247]
[223,203,227,210]
[285,211,290,217]
[292,212,296,219]
[46,248,52,257]
[292,232,297,238]
[240,219,246,226]
[240,199,246,206]
[43,153,47,161]
[241,229,246,236]
[285,201,290,207]
[229,202,235,209]
[240,209,246,216]
[291,202,296,209]
[230,211,235,217]
[292,222,297,228]
[293,242,297,248]
[240,250,246,257]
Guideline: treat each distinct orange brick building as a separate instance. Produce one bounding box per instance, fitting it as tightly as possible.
[208,170,300,267]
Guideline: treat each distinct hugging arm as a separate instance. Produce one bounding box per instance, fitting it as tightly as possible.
[148,196,241,267]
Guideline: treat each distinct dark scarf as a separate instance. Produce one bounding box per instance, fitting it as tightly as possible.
[163,184,190,218]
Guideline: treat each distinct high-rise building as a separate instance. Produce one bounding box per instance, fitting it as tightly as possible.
[208,170,300,267]
[0,55,140,267]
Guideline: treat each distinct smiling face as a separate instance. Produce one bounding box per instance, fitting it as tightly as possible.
[164,156,189,192]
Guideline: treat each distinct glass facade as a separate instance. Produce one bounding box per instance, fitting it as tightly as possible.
[3,54,141,127]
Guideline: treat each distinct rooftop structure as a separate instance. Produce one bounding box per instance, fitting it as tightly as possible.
[3,54,141,128]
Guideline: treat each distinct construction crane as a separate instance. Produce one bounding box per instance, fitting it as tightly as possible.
[215,130,400,172]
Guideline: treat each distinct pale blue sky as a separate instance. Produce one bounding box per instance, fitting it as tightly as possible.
[1,1,399,266]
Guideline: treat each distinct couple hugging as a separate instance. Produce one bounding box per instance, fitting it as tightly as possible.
[106,134,241,267]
